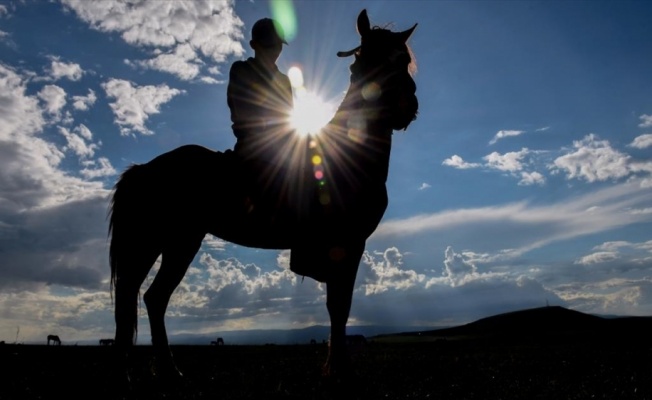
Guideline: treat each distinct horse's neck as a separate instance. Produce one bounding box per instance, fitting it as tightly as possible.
[326,83,393,184]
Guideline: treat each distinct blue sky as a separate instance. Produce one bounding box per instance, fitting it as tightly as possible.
[1,0,651,344]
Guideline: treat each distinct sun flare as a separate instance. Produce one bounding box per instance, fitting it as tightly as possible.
[288,66,335,136]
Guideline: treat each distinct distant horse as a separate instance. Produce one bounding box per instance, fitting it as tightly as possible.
[47,335,61,346]
[108,9,418,379]
[100,338,115,346]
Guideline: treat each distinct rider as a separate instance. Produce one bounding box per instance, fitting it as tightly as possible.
[227,18,294,211]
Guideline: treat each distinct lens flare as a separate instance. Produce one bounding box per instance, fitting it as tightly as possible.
[288,66,335,137]
[271,0,297,42]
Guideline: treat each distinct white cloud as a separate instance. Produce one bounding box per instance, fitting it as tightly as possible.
[80,157,116,179]
[62,0,245,81]
[37,84,67,121]
[58,124,98,159]
[0,63,107,211]
[483,148,529,172]
[575,251,619,265]
[552,134,631,183]
[372,180,652,259]
[489,130,524,145]
[418,183,431,190]
[442,246,477,285]
[48,57,83,81]
[72,89,97,111]
[519,171,545,186]
[629,134,652,149]
[552,277,652,316]
[593,241,632,252]
[639,114,652,128]
[135,43,201,81]
[359,247,425,295]
[102,78,184,136]
[203,234,227,251]
[199,76,225,85]
[536,126,550,132]
[0,5,8,17]
[442,155,480,169]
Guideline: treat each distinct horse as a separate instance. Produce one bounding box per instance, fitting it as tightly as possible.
[108,9,418,379]
[47,335,61,346]
[99,338,115,346]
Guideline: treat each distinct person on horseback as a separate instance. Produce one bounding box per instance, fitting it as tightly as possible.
[227,18,294,214]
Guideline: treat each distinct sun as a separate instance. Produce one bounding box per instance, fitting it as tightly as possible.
[288,66,335,136]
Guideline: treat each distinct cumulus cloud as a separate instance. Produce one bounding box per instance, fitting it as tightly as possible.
[62,0,245,81]
[519,171,545,186]
[552,277,652,316]
[552,134,631,183]
[37,84,67,121]
[489,130,524,145]
[441,246,477,285]
[0,62,110,304]
[629,134,652,149]
[102,78,184,136]
[72,89,97,111]
[134,43,201,81]
[483,148,529,172]
[359,247,425,295]
[639,114,652,128]
[80,157,116,179]
[442,155,480,169]
[58,124,98,159]
[418,183,431,190]
[48,56,83,81]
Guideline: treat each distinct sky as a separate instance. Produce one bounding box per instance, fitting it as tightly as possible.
[1,0,651,345]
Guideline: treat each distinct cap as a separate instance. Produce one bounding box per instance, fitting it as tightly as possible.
[251,18,288,47]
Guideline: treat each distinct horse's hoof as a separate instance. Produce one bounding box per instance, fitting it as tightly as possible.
[150,358,184,381]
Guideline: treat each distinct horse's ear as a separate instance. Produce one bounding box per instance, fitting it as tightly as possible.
[399,23,418,43]
[357,9,370,36]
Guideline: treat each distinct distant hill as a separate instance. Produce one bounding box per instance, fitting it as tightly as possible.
[168,324,436,346]
[376,306,652,342]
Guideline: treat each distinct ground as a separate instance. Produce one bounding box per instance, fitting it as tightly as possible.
[0,338,650,399]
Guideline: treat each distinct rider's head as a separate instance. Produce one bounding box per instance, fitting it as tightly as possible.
[250,18,287,65]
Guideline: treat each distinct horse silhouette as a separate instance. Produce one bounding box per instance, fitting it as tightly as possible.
[108,9,417,379]
[99,338,115,346]
[47,335,61,346]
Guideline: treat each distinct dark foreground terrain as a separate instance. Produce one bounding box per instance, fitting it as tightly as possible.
[1,337,651,400]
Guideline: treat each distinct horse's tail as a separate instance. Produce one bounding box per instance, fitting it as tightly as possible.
[108,164,137,300]
[107,163,152,344]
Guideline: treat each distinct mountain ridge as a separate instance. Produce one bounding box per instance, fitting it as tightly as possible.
[380,305,652,341]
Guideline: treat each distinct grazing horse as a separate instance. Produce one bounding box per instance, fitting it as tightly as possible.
[47,335,61,346]
[108,9,417,379]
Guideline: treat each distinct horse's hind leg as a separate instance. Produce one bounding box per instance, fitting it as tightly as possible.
[112,244,160,390]
[114,247,160,348]
[143,233,204,377]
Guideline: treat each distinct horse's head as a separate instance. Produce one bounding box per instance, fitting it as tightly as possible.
[338,9,418,132]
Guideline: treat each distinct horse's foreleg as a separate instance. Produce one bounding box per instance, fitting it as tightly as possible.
[143,234,203,378]
[323,241,364,377]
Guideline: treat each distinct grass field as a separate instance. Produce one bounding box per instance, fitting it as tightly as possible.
[1,337,650,400]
